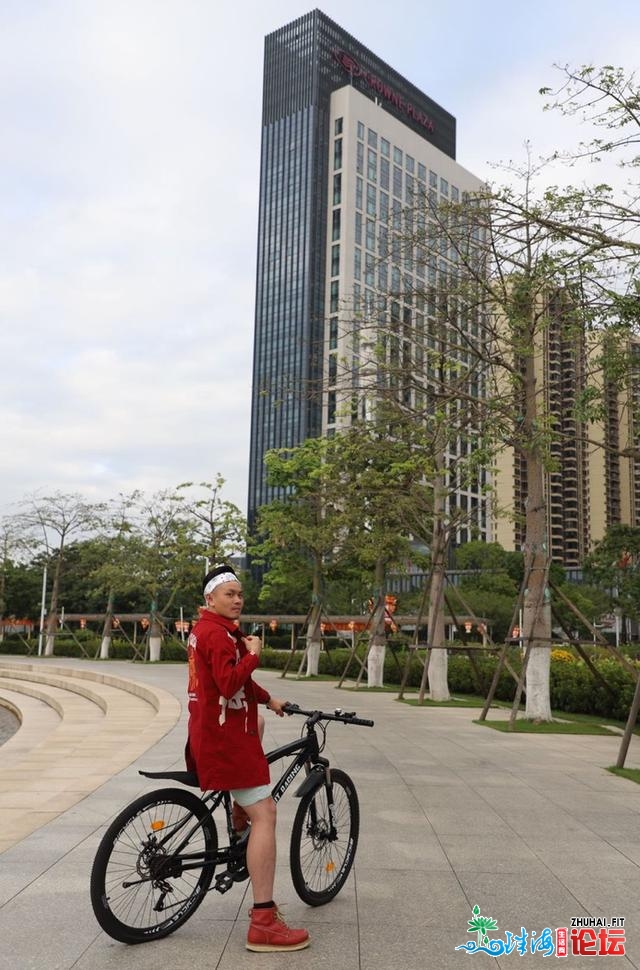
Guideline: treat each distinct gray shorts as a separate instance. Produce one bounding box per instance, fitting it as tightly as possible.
[230,783,272,807]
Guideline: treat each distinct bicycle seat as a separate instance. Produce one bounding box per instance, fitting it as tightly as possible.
[138,769,200,787]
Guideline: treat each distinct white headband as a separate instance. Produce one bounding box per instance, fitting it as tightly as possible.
[204,572,239,596]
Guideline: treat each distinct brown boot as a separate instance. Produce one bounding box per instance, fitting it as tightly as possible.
[232,800,250,833]
[246,905,310,952]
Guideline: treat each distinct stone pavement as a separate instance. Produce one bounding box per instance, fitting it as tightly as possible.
[1,655,640,969]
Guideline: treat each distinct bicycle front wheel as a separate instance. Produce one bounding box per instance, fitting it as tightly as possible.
[289,768,360,906]
[90,787,217,944]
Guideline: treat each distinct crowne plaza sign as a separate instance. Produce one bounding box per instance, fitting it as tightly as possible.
[333,49,435,134]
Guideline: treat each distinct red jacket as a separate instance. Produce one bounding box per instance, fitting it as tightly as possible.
[185,610,271,791]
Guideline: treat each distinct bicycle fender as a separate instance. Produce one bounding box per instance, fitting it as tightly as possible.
[294,767,326,798]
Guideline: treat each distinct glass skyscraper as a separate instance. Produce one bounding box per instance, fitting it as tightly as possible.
[247,9,459,525]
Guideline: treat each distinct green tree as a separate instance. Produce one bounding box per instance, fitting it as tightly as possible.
[94,490,202,660]
[584,524,640,633]
[252,437,347,674]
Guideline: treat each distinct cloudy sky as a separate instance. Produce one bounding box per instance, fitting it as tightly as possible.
[1,0,639,518]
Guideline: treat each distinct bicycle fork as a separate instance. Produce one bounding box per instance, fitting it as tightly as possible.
[296,760,339,842]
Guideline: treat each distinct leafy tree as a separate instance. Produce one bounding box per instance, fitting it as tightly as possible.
[93,490,202,659]
[551,582,612,641]
[584,524,640,632]
[252,438,347,674]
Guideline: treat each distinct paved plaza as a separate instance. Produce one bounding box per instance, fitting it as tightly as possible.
[1,655,640,969]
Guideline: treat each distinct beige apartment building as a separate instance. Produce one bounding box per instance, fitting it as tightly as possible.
[493,314,639,569]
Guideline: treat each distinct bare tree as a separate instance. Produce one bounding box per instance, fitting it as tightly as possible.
[13,492,104,655]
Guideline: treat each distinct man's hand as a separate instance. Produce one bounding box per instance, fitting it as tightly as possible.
[243,635,263,658]
[266,697,288,717]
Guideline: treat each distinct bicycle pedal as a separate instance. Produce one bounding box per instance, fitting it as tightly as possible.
[214,872,234,894]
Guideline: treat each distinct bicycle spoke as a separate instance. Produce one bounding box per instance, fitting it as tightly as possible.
[91,788,217,943]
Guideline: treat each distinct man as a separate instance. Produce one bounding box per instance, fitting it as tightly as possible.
[185,564,309,952]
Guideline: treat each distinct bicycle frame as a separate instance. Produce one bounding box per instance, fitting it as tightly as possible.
[135,724,333,886]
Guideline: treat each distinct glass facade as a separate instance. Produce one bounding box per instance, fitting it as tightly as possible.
[248,10,457,524]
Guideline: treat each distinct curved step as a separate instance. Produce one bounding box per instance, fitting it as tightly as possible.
[0,661,182,852]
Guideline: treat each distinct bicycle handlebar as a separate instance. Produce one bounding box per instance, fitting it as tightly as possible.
[282,702,374,728]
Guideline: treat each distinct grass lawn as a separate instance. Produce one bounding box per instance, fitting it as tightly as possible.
[607,766,640,785]
[476,718,616,735]
[400,694,511,708]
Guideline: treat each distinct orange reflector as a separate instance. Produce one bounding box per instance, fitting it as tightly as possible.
[151,820,165,831]
[325,861,336,873]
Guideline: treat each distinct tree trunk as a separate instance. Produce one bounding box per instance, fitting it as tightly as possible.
[521,335,552,721]
[425,458,450,701]
[100,589,114,659]
[148,604,162,662]
[367,558,387,687]
[45,552,64,656]
[305,561,323,676]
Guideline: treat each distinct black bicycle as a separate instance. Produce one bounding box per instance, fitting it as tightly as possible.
[90,703,374,944]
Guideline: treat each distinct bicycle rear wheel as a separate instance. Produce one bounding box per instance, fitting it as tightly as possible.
[289,768,359,906]
[90,787,217,944]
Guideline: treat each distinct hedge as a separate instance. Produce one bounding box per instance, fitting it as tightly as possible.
[1,637,637,722]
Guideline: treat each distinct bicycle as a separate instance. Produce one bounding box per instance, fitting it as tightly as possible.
[90,702,374,944]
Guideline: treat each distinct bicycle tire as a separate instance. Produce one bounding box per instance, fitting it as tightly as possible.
[90,787,217,944]
[289,768,360,906]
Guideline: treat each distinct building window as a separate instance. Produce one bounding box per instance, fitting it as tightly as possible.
[392,198,401,230]
[354,248,361,281]
[405,174,414,203]
[327,390,336,424]
[406,154,415,174]
[333,173,341,205]
[393,146,403,165]
[334,138,342,171]
[328,354,337,385]
[366,218,376,252]
[356,176,363,210]
[357,120,365,140]
[418,162,426,182]
[355,211,362,246]
[379,191,389,223]
[440,177,449,196]
[381,137,390,157]
[451,185,459,202]
[331,244,340,277]
[429,169,438,188]
[366,183,376,216]
[356,140,364,174]
[368,128,378,148]
[329,317,338,350]
[332,208,341,241]
[380,156,390,190]
[367,148,377,182]
[378,261,388,290]
[330,280,339,313]
[365,253,375,288]
[393,165,402,198]
[378,223,388,257]
[334,117,343,135]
